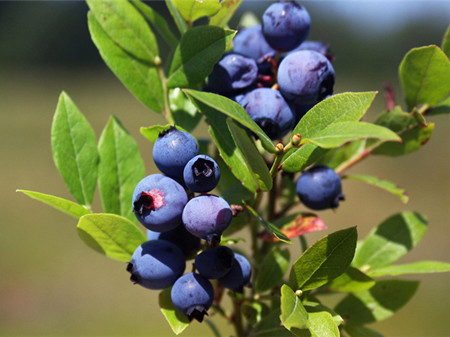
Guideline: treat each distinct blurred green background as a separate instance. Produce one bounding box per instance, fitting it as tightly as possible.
[1,1,449,336]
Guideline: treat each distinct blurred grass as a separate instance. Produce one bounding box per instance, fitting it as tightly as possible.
[1,1,449,336]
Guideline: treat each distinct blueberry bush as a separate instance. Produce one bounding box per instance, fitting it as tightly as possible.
[17,1,450,336]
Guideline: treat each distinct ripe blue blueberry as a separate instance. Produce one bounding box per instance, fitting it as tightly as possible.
[239,88,295,140]
[171,272,214,322]
[183,155,221,193]
[147,225,201,258]
[296,165,345,210]
[218,253,252,293]
[127,240,186,290]
[195,246,235,279]
[278,50,335,103]
[152,126,199,178]
[206,53,258,95]
[133,174,188,232]
[182,194,232,245]
[262,1,311,52]
[233,24,276,61]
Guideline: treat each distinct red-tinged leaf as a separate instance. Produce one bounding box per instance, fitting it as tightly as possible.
[259,213,326,242]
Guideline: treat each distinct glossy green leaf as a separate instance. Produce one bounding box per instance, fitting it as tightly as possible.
[190,100,258,192]
[328,266,375,293]
[428,96,450,115]
[303,302,343,327]
[88,12,164,113]
[296,311,340,337]
[170,88,201,132]
[227,119,272,191]
[167,26,235,88]
[374,106,421,132]
[209,0,243,27]
[399,45,450,109]
[251,310,294,337]
[166,0,188,34]
[317,140,366,170]
[131,0,178,49]
[372,122,434,156]
[185,89,275,152]
[335,280,419,325]
[86,0,159,64]
[442,25,450,58]
[255,248,290,293]
[77,213,147,262]
[246,204,291,244]
[289,227,357,291]
[172,0,221,23]
[51,92,99,206]
[280,284,309,331]
[353,212,427,271]
[159,287,190,335]
[282,92,377,172]
[16,189,91,219]
[242,301,270,325]
[302,121,400,149]
[344,323,385,337]
[367,260,450,278]
[344,174,409,204]
[98,116,146,222]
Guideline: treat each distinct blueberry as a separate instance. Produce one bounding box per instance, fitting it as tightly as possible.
[296,165,345,210]
[153,126,199,178]
[232,24,276,61]
[218,253,252,293]
[195,246,234,279]
[127,240,185,290]
[183,155,221,193]
[147,225,201,258]
[171,272,214,322]
[206,53,258,95]
[133,174,188,232]
[182,194,232,245]
[239,88,295,140]
[278,50,335,103]
[262,1,311,52]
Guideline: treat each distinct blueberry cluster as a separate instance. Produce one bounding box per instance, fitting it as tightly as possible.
[205,0,335,140]
[127,126,252,322]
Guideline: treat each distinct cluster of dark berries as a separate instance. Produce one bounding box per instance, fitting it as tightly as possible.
[205,0,335,141]
[127,126,252,322]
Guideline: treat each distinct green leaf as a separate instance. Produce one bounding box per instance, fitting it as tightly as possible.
[442,25,450,58]
[374,106,421,133]
[242,301,270,325]
[77,213,147,262]
[372,122,434,156]
[335,280,419,325]
[88,12,164,113]
[280,284,309,331]
[317,140,366,169]
[159,287,190,335]
[170,88,201,132]
[328,266,375,293]
[184,89,275,153]
[98,116,146,222]
[246,204,291,244]
[191,101,258,192]
[140,124,192,143]
[227,119,272,191]
[282,92,377,172]
[255,248,290,293]
[251,310,294,337]
[367,260,450,278]
[209,0,243,27]
[352,212,427,271]
[344,323,385,337]
[289,227,357,291]
[344,174,409,204]
[302,121,400,149]
[51,92,99,206]
[172,0,221,23]
[399,45,450,110]
[131,0,178,49]
[167,26,235,88]
[303,302,343,327]
[166,0,188,34]
[16,189,91,219]
[86,0,159,64]
[298,311,340,337]
[428,96,450,115]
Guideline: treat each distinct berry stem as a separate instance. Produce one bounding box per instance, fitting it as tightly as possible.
[157,61,174,124]
[231,297,245,337]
